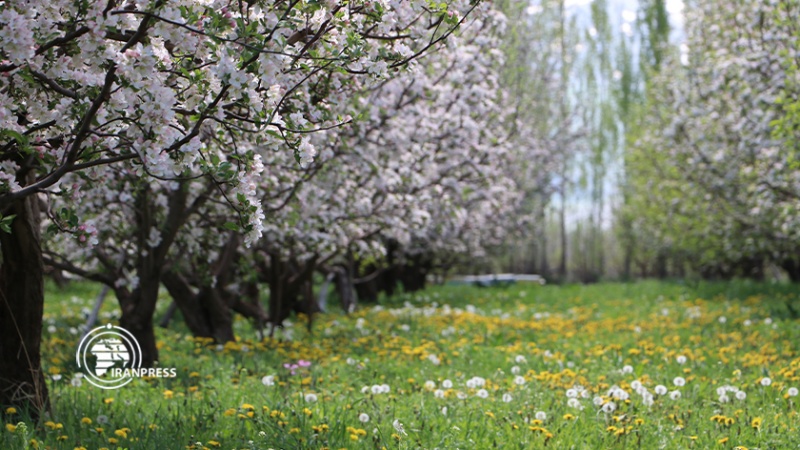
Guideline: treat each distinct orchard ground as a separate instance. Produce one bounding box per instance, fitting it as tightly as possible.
[3,281,800,449]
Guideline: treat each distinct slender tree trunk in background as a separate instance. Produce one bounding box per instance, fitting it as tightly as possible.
[538,195,550,278]
[334,253,357,313]
[559,188,567,281]
[655,250,667,279]
[623,238,633,281]
[0,188,49,418]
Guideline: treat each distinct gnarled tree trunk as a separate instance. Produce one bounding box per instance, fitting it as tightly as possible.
[0,189,49,418]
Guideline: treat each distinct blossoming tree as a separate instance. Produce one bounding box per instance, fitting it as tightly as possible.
[0,0,482,415]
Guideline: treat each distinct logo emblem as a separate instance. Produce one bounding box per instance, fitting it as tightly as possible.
[76,324,142,389]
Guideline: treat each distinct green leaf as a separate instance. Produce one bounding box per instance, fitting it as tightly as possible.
[0,214,16,234]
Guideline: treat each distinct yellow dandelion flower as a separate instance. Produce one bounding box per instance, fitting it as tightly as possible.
[5,407,16,414]
[81,417,92,425]
[163,390,174,399]
[751,417,762,429]
[5,423,16,433]
[718,437,729,444]
[223,408,236,417]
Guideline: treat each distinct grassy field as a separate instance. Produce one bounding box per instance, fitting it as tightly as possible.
[3,280,800,449]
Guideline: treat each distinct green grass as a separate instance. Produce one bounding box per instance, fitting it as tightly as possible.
[3,280,800,449]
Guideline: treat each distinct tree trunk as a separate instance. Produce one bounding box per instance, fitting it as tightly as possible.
[263,254,320,332]
[559,187,567,281]
[333,265,357,313]
[398,253,431,293]
[782,258,800,282]
[118,275,161,367]
[0,192,49,418]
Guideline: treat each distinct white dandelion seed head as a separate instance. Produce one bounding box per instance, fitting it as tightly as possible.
[669,390,681,400]
[393,419,407,435]
[566,389,578,398]
[567,398,583,410]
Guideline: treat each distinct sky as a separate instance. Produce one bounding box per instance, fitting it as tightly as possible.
[558,0,686,229]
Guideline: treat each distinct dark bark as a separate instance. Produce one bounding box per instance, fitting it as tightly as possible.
[118,273,161,367]
[782,258,800,282]
[262,253,320,333]
[353,266,380,303]
[0,190,49,418]
[397,253,432,293]
[162,234,266,343]
[161,271,235,343]
[655,250,668,279]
